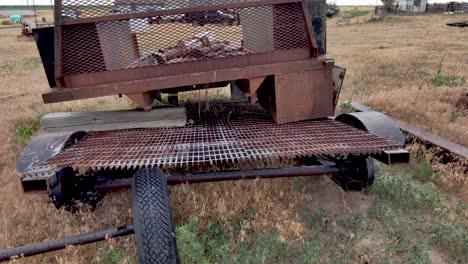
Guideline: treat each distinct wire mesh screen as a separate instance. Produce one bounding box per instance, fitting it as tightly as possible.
[59,0,311,76]
[61,0,271,19]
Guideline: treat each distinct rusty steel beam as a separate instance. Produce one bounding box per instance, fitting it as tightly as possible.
[42,58,320,104]
[0,225,134,262]
[54,0,63,81]
[60,48,312,89]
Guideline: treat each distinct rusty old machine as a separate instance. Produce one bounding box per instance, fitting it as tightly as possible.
[5,0,410,263]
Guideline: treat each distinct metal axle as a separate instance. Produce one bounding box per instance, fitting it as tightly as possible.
[1,164,351,261]
[0,225,134,262]
[96,164,353,191]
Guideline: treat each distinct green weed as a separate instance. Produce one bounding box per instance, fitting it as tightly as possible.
[175,218,209,264]
[340,101,358,114]
[369,173,448,215]
[395,240,431,264]
[406,155,434,182]
[232,208,256,243]
[13,118,40,146]
[366,16,384,23]
[428,223,468,263]
[200,221,231,261]
[369,200,433,263]
[302,207,332,231]
[176,217,293,264]
[450,108,459,123]
[430,74,466,87]
[235,232,290,264]
[339,212,371,233]
[0,57,42,76]
[342,10,369,19]
[455,200,467,216]
[99,248,125,264]
[429,60,466,87]
[300,238,329,264]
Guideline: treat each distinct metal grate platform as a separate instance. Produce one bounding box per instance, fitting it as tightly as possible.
[28,102,402,174]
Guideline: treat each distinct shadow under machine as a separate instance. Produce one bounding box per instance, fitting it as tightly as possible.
[14,0,410,263]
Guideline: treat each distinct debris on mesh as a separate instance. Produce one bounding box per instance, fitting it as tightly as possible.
[133,31,251,67]
[59,0,310,75]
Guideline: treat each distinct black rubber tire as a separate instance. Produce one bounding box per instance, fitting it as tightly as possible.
[132,168,178,264]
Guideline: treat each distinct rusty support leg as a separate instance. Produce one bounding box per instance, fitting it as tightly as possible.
[238,77,266,104]
[167,93,179,106]
[125,91,159,111]
[230,81,246,101]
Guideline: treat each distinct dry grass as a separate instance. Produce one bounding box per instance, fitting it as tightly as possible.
[327,13,468,199]
[0,11,466,263]
[0,25,136,263]
[328,14,468,146]
[0,10,53,29]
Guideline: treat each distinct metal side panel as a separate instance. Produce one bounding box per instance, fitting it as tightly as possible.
[17,131,86,192]
[335,111,406,145]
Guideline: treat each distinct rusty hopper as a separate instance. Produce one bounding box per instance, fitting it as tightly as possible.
[36,0,336,123]
[11,1,412,263]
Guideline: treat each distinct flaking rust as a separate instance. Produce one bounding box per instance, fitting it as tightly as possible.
[37,0,335,123]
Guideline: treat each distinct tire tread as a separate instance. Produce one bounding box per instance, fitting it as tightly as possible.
[132,168,178,264]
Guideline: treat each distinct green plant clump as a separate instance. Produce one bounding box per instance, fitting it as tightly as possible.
[340,101,358,114]
[369,173,448,214]
[14,118,40,146]
[430,60,466,87]
[342,10,369,19]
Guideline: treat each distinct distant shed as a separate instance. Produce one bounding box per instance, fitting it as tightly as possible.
[0,10,35,18]
[394,0,428,12]
[9,15,22,23]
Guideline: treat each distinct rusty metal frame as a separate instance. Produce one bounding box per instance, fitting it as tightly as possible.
[48,0,334,122]
[54,0,64,87]
[60,48,312,89]
[50,0,320,104]
[44,58,322,103]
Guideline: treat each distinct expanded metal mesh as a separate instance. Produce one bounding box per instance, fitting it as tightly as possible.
[61,0,271,19]
[30,102,402,173]
[59,0,310,75]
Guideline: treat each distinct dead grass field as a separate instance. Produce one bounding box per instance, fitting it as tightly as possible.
[328,13,468,147]
[0,10,53,28]
[0,11,466,264]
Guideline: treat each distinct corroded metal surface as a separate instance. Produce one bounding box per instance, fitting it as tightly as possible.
[57,0,312,76]
[45,0,327,121]
[28,102,402,175]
